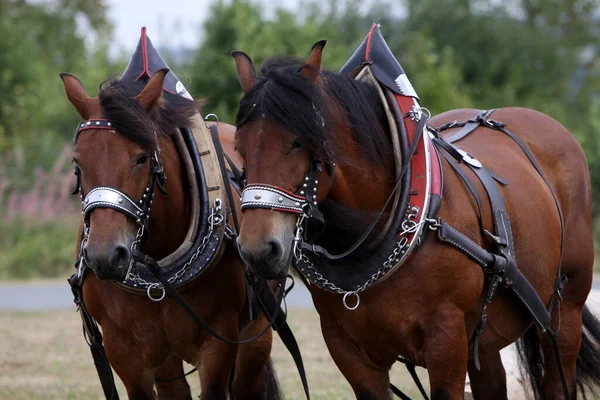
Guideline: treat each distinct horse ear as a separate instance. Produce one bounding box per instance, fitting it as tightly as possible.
[232,51,257,93]
[135,68,168,112]
[300,40,327,82]
[60,73,94,120]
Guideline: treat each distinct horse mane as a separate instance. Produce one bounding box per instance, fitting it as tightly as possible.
[98,79,199,151]
[236,57,397,277]
[236,57,392,166]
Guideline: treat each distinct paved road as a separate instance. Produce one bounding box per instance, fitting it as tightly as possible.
[0,279,315,311]
[0,279,598,311]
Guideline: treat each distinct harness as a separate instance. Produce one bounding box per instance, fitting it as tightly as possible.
[241,24,571,399]
[68,27,310,400]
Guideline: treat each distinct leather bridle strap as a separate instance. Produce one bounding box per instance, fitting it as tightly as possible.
[241,185,306,213]
[301,115,428,260]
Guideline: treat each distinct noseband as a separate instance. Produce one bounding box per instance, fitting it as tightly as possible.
[240,159,326,217]
[72,119,168,279]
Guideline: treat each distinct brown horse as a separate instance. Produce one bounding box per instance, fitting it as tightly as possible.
[61,70,281,400]
[231,41,600,399]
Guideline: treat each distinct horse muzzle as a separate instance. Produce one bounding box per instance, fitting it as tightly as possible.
[84,242,131,281]
[237,236,291,279]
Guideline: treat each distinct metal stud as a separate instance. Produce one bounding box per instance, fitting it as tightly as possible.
[254,193,262,200]
[300,190,305,195]
[137,211,141,216]
[96,121,101,125]
[86,121,91,125]
[295,202,301,207]
[85,198,89,203]
[150,200,153,205]
[117,197,123,204]
[148,208,151,213]
[305,177,309,181]
[313,187,317,191]
[303,183,307,188]
[145,188,149,192]
[315,180,318,184]
[313,201,317,205]
[143,194,147,198]
[278,197,284,203]
[80,123,85,128]
[139,200,143,204]
[107,122,111,127]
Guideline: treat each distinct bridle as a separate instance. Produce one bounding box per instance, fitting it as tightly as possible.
[72,118,169,290]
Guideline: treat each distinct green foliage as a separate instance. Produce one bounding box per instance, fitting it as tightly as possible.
[0,0,122,181]
[0,218,78,279]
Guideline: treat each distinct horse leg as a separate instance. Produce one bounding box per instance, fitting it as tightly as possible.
[423,306,470,400]
[536,301,582,399]
[231,316,282,400]
[467,351,507,400]
[103,330,156,400]
[197,327,239,400]
[154,355,193,400]
[320,319,392,399]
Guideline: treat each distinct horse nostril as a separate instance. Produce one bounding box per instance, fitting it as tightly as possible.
[266,239,283,262]
[109,245,130,270]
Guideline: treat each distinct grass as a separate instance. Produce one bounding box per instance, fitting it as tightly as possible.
[0,308,430,400]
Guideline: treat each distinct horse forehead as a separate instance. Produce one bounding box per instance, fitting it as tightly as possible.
[77,129,137,160]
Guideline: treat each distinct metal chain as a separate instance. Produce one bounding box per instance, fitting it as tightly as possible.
[294,205,439,310]
[125,199,224,295]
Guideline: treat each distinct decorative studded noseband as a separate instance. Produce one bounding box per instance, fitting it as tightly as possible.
[240,161,323,214]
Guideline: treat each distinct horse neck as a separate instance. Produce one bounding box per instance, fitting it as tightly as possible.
[143,134,190,259]
[327,107,395,212]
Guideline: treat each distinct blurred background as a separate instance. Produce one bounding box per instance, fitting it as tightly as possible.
[1,0,600,279]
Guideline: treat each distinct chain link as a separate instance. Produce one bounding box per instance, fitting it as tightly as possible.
[294,205,437,309]
[125,199,223,291]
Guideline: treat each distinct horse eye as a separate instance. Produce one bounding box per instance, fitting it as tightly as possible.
[136,154,149,165]
[291,140,303,150]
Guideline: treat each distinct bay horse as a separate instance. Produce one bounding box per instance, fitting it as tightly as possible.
[61,69,282,400]
[231,38,600,399]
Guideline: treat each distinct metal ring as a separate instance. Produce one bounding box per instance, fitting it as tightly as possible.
[204,113,219,123]
[343,292,360,311]
[147,285,166,302]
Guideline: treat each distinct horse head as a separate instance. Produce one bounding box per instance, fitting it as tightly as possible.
[62,70,193,281]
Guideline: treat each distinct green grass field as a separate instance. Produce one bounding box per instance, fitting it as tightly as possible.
[0,308,431,400]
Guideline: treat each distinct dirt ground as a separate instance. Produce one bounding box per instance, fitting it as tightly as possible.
[0,308,431,399]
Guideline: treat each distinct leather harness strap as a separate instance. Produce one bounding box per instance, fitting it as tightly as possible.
[444,109,496,144]
[68,271,120,400]
[430,112,570,400]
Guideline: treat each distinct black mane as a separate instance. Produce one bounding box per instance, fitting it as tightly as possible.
[98,79,198,150]
[236,58,391,165]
